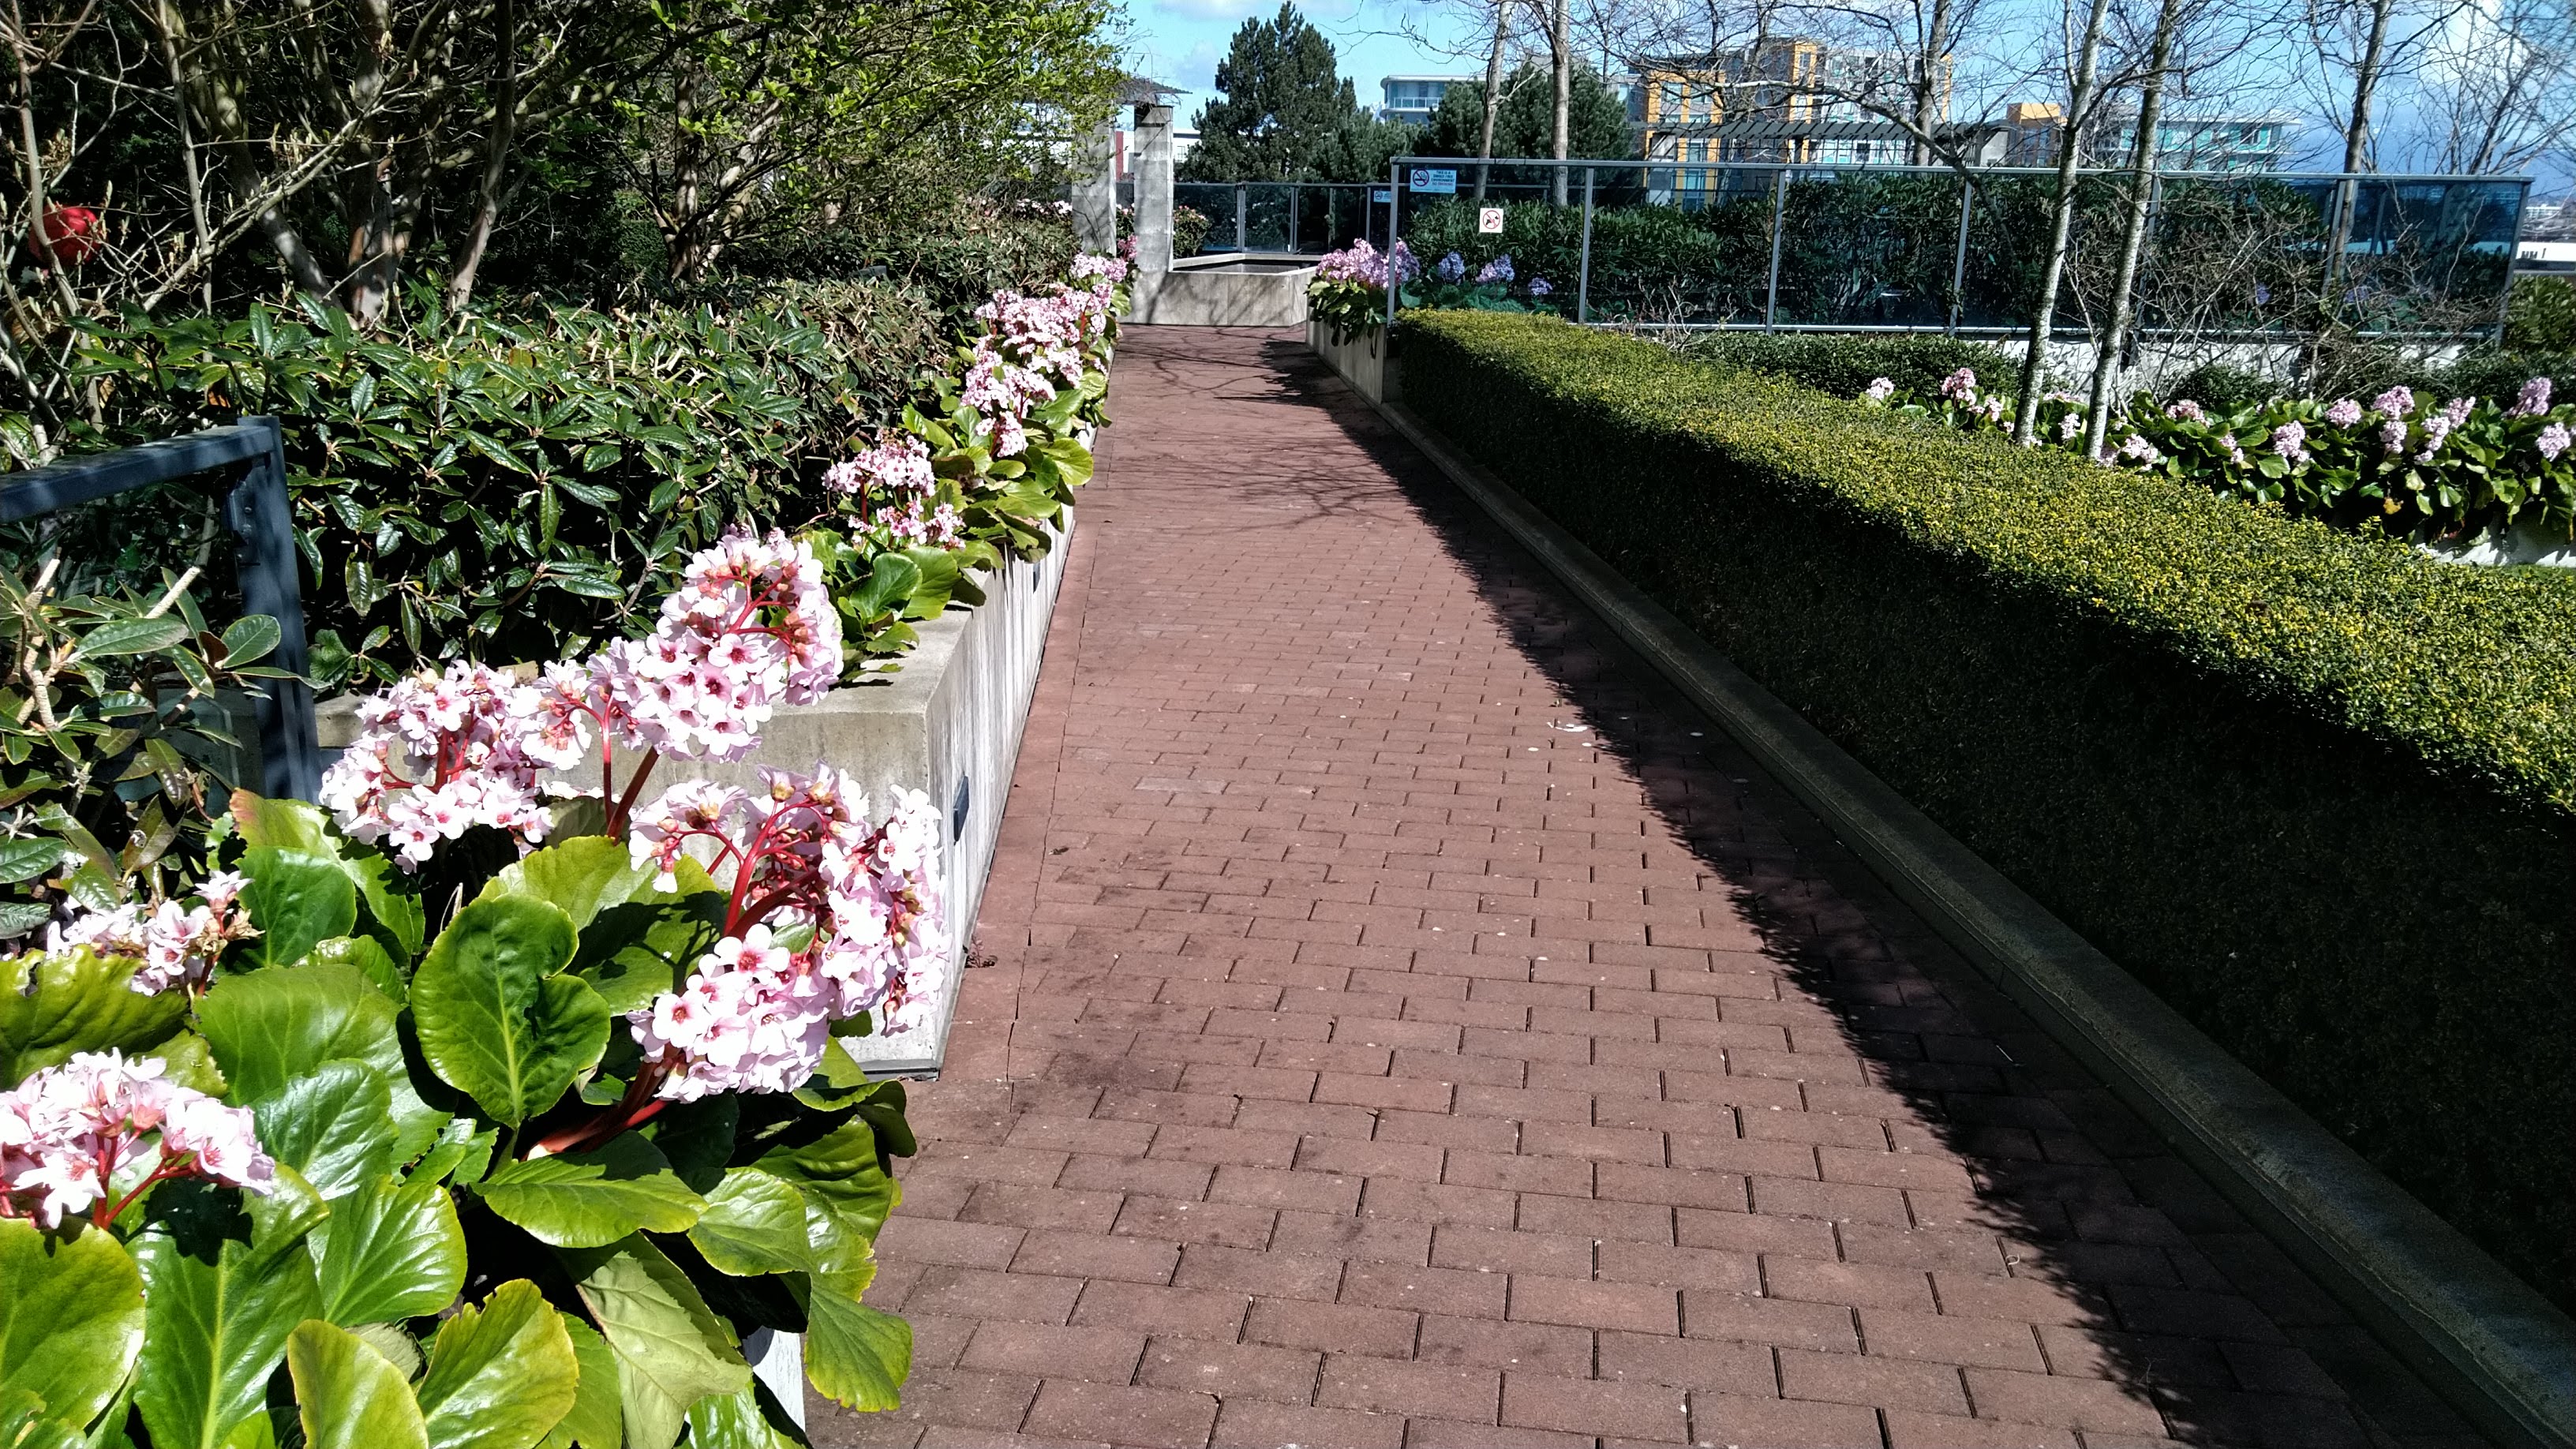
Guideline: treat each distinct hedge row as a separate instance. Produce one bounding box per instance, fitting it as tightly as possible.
[1396,309,2575,1306]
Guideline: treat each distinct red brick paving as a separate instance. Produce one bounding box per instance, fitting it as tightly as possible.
[808,328,2481,1449]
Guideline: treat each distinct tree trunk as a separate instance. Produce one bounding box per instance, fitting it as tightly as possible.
[2342,0,2394,173]
[2080,0,2181,459]
[1912,0,1953,165]
[1548,0,1570,204]
[447,0,520,313]
[155,1,216,311]
[2011,0,2114,444]
[1475,2,1507,199]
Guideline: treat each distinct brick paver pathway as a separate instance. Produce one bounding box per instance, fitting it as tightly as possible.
[811,328,2480,1449]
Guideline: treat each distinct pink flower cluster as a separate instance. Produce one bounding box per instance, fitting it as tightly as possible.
[1069,253,1129,285]
[1862,376,1896,404]
[955,265,1119,458]
[320,661,564,865]
[1313,238,1419,289]
[322,530,841,865]
[0,1051,272,1228]
[627,769,945,1099]
[825,429,935,498]
[1939,368,1979,403]
[46,870,256,995]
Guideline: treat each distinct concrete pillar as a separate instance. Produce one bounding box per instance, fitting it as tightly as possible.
[1133,103,1174,272]
[1073,114,1116,254]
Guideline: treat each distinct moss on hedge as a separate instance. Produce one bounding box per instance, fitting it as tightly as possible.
[1398,309,2575,1307]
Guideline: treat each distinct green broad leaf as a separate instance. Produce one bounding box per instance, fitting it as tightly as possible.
[802,1267,910,1413]
[556,1235,749,1449]
[411,1119,500,1189]
[71,617,190,660]
[681,1381,801,1449]
[0,902,50,942]
[0,838,64,886]
[151,1031,227,1097]
[481,837,683,930]
[477,1136,706,1249]
[0,1390,83,1449]
[226,793,336,854]
[0,947,186,1086]
[1036,436,1094,489]
[644,1097,736,1194]
[410,896,605,1126]
[755,1122,898,1275]
[0,1221,146,1431]
[686,1170,811,1276]
[341,848,425,961]
[193,964,445,1164]
[236,848,359,968]
[537,1316,620,1449]
[487,843,721,1017]
[218,616,283,669]
[133,1215,324,1449]
[310,1174,465,1327]
[302,937,406,1005]
[282,1320,429,1449]
[248,1060,396,1199]
[414,1281,577,1449]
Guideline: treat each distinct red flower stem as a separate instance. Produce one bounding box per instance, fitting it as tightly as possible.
[603,747,661,838]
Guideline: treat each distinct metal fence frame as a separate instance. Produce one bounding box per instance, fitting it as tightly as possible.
[1377,155,2533,339]
[0,417,321,802]
[1174,181,1383,255]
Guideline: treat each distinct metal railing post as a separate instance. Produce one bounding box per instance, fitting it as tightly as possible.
[223,417,320,801]
[1236,185,1248,252]
[1948,175,1974,336]
[1289,185,1301,253]
[1578,164,1596,324]
[1386,160,1401,336]
[1764,167,1788,331]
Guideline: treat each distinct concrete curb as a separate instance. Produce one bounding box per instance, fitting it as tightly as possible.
[1348,376,2576,1449]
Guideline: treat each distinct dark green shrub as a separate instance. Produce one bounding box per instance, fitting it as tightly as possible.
[1399,309,2576,1307]
[726,203,1076,331]
[66,280,942,689]
[2507,275,2576,352]
[1682,331,2010,402]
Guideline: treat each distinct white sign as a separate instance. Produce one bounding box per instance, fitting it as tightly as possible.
[1477,206,1506,234]
[1410,167,1458,194]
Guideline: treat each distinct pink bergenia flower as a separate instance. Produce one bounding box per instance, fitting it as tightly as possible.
[2507,377,2553,418]
[2164,399,2207,424]
[47,871,260,995]
[2219,433,2248,467]
[2115,434,2162,466]
[623,773,948,1099]
[2439,395,2473,428]
[2540,422,2572,462]
[2325,399,2363,428]
[318,661,560,867]
[2373,385,2416,418]
[2416,414,2454,462]
[825,431,935,497]
[2381,417,2409,455]
[0,1051,271,1228]
[1939,369,1977,403]
[2268,421,2308,463]
[1862,377,1895,404]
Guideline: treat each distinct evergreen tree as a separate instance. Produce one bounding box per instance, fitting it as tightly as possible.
[1181,3,1394,180]
[1421,62,1634,160]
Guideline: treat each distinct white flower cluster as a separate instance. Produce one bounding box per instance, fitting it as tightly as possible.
[824,429,936,498]
[46,870,257,994]
[587,529,841,762]
[320,530,842,863]
[628,769,945,1101]
[320,661,564,865]
[0,1051,273,1228]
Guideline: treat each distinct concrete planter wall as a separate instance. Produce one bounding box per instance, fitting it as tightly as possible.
[1131,257,1316,327]
[1309,319,1395,402]
[313,510,1073,1078]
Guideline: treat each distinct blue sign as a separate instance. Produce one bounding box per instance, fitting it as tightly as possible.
[1372,189,1394,203]
[1409,167,1458,194]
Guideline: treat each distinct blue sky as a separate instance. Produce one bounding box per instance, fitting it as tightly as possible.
[1124,0,1485,127]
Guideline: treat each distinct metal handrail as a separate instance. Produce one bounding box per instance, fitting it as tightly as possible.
[1,417,320,802]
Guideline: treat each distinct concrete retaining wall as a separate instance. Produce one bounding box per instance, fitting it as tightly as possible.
[1133,260,1315,327]
[313,511,1074,1078]
[1310,320,1394,402]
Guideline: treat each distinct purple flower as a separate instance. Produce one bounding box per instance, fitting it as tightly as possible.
[1939,368,1978,403]
[2416,414,2453,462]
[2381,417,2409,455]
[2439,395,2473,427]
[1476,253,1515,285]
[2268,421,2308,463]
[2373,385,2415,418]
[1527,276,1552,298]
[2219,432,2248,467]
[2252,283,2271,306]
[1436,251,1466,283]
[2540,421,2571,462]
[2508,377,2553,418]
[2324,399,2362,428]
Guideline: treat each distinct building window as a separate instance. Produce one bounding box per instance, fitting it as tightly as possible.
[1660,83,1687,122]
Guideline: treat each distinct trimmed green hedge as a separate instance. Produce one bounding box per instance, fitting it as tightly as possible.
[1398,310,2575,1306]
